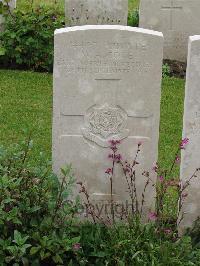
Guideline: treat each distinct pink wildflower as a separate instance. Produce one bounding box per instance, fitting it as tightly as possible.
[165,179,180,188]
[109,139,121,147]
[114,154,122,162]
[182,192,188,198]
[73,243,81,251]
[123,167,130,174]
[159,175,164,182]
[152,163,158,173]
[105,168,112,175]
[175,156,181,164]
[148,211,158,221]
[164,229,172,235]
[180,138,189,149]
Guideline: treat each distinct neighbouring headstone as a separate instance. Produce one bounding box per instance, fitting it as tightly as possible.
[139,0,200,62]
[65,0,128,26]
[0,0,16,31]
[180,35,200,233]
[53,25,163,218]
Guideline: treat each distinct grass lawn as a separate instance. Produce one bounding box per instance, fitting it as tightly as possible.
[17,0,140,13]
[159,78,184,170]
[0,70,185,170]
[129,0,140,11]
[17,0,65,11]
[0,70,52,161]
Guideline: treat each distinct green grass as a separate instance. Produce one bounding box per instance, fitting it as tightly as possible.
[0,70,52,160]
[0,70,185,170]
[129,0,140,12]
[17,0,140,13]
[17,0,65,11]
[159,77,185,169]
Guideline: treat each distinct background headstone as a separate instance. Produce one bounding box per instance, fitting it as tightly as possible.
[0,0,16,31]
[139,0,200,62]
[65,0,128,26]
[53,25,163,217]
[180,35,200,233]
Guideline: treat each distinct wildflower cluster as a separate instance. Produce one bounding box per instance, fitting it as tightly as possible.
[105,140,154,220]
[78,136,200,239]
[105,140,122,175]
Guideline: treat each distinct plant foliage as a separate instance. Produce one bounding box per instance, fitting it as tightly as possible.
[0,137,81,265]
[128,9,139,27]
[0,6,65,72]
[0,138,200,265]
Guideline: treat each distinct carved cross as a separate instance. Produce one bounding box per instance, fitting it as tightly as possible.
[161,0,183,30]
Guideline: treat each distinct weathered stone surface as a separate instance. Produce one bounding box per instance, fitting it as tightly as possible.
[0,0,16,9]
[180,35,200,233]
[65,0,128,26]
[139,0,200,62]
[0,0,16,31]
[53,25,163,217]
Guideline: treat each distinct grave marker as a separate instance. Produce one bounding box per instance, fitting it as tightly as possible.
[53,25,163,217]
[140,0,200,62]
[180,35,200,233]
[161,1,182,30]
[65,0,128,26]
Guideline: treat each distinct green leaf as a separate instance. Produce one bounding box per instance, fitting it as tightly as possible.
[3,198,15,204]
[132,251,142,259]
[0,3,3,14]
[53,254,63,264]
[30,246,40,255]
[7,245,17,254]
[71,236,81,244]
[90,251,107,258]
[0,47,6,56]
[117,260,125,266]
[30,206,41,213]
[13,230,22,244]
[22,257,29,265]
[40,250,51,260]
[10,33,16,39]
[23,244,32,250]
[13,230,29,246]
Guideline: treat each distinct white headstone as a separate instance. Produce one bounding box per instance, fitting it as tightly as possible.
[65,0,128,26]
[0,0,16,31]
[139,0,200,62]
[53,25,163,217]
[180,35,200,233]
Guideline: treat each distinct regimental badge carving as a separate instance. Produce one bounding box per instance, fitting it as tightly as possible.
[82,103,129,147]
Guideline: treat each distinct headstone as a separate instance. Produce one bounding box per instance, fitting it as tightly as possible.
[180,35,200,233]
[0,0,16,31]
[53,25,163,218]
[65,0,128,26]
[139,0,200,62]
